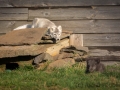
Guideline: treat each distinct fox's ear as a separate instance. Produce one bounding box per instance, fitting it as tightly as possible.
[58,25,62,32]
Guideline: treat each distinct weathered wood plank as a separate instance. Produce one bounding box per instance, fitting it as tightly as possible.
[29,8,93,20]
[69,34,120,46]
[0,21,16,33]
[83,34,120,46]
[54,20,120,34]
[88,47,120,61]
[0,6,119,20]
[1,0,120,7]
[0,8,28,20]
[1,20,120,34]
[70,34,83,47]
[89,47,120,56]
[0,21,31,33]
[0,0,12,7]
[90,56,120,61]
[93,6,120,19]
[29,6,120,20]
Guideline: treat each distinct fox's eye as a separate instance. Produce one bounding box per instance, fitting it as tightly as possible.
[54,33,56,35]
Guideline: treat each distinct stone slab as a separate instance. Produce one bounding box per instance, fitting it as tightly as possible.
[0,39,69,58]
[0,28,47,46]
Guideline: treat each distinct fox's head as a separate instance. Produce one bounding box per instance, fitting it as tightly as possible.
[48,25,62,40]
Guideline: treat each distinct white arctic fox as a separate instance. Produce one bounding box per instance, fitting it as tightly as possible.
[13,24,32,30]
[14,18,62,40]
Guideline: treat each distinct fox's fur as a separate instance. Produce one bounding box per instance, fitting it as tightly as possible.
[14,18,62,40]
[13,24,32,30]
[86,58,105,73]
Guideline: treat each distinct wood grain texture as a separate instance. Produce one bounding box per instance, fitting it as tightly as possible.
[0,0,12,7]
[29,8,93,20]
[0,21,31,33]
[92,6,120,19]
[29,6,120,20]
[88,47,120,61]
[0,8,28,20]
[1,20,120,34]
[89,56,120,61]
[54,20,120,34]
[83,34,120,46]
[1,0,120,7]
[0,6,120,20]
[70,34,83,47]
[89,47,120,56]
[69,34,120,47]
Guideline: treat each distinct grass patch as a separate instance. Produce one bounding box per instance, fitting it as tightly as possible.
[0,63,120,90]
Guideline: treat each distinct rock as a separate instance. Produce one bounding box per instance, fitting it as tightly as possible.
[46,39,69,56]
[47,58,75,69]
[63,58,75,65]
[33,53,53,65]
[75,46,89,53]
[0,28,47,46]
[57,52,74,59]
[74,56,83,62]
[60,46,89,53]
[0,45,47,58]
[58,46,88,62]
[35,62,49,70]
[0,39,69,58]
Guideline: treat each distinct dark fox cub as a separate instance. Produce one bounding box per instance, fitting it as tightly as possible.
[86,57,105,73]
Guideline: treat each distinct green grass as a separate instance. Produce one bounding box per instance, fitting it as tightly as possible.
[0,63,120,90]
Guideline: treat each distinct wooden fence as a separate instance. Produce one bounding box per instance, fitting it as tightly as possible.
[0,0,120,61]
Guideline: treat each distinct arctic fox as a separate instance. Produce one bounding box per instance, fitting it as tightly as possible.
[13,24,32,30]
[14,18,62,41]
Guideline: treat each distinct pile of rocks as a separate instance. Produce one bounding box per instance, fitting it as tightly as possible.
[33,46,89,70]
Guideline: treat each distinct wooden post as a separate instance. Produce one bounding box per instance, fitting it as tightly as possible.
[70,34,83,47]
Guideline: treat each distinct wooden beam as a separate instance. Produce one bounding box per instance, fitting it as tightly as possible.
[1,20,120,34]
[0,0,12,7]
[28,8,93,20]
[0,21,31,34]
[92,6,120,19]
[70,34,83,47]
[88,47,120,61]
[0,6,120,20]
[0,8,28,20]
[54,20,120,34]
[83,34,120,46]
[29,6,120,20]
[89,47,120,56]
[1,0,120,7]
[89,56,120,61]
